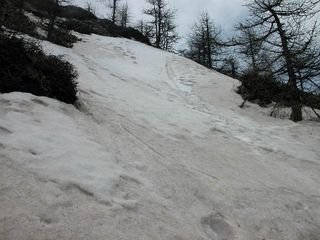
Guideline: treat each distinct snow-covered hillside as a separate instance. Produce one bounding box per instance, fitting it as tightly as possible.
[1,33,320,240]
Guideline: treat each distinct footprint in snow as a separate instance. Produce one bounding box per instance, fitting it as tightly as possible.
[0,126,13,135]
[201,212,234,240]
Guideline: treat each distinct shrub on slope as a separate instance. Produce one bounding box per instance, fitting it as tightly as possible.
[0,0,37,36]
[237,70,320,113]
[0,33,78,104]
[1,0,79,48]
[237,71,286,107]
[47,28,79,48]
[59,18,151,46]
[2,0,150,47]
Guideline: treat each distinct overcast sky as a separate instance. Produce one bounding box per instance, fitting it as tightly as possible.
[74,0,249,47]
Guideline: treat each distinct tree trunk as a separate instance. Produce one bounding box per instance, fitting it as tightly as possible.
[112,0,116,24]
[249,34,256,71]
[47,0,59,40]
[231,61,236,78]
[156,1,162,48]
[291,103,303,122]
[269,8,302,122]
[205,17,212,68]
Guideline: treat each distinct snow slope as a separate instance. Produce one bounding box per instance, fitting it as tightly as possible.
[1,33,320,240]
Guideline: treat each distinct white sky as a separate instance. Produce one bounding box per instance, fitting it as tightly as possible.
[73,0,249,47]
[166,0,248,38]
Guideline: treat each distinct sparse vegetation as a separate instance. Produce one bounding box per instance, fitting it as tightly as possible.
[237,70,287,107]
[0,33,78,104]
[47,28,79,48]
[237,70,320,116]
[0,0,37,36]
[59,18,151,45]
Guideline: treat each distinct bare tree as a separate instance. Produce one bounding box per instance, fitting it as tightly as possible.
[136,19,145,33]
[240,0,320,121]
[144,0,178,50]
[184,12,221,69]
[107,0,121,24]
[144,0,164,48]
[86,1,96,16]
[234,27,263,72]
[47,0,68,40]
[118,2,130,28]
[161,7,178,51]
[135,19,154,39]
[219,55,239,78]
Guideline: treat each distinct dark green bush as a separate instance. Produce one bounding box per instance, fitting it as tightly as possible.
[59,18,151,46]
[0,4,37,36]
[237,70,288,107]
[24,0,53,12]
[0,33,78,104]
[48,28,79,48]
[301,91,320,110]
[24,0,97,20]
[237,70,320,110]
[58,5,97,20]
[60,19,95,35]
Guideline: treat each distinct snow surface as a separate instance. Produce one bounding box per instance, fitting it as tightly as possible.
[1,33,320,240]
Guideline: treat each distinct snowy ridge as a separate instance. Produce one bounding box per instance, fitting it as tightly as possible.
[1,33,320,240]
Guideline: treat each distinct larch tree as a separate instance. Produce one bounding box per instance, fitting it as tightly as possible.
[240,0,320,122]
[136,19,146,34]
[86,1,96,15]
[47,0,68,40]
[184,11,221,69]
[118,2,130,28]
[234,27,263,72]
[219,55,240,78]
[108,0,121,24]
[135,19,154,40]
[144,0,178,50]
